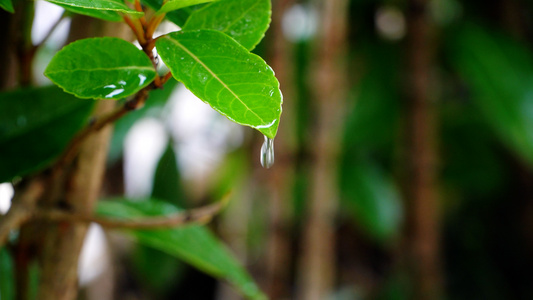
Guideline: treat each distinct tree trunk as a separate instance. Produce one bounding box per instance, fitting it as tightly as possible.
[36,17,130,300]
[296,0,348,299]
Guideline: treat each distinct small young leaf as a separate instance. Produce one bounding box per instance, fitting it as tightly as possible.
[0,0,14,13]
[97,199,267,300]
[183,0,271,50]
[140,0,201,26]
[45,37,156,100]
[0,86,94,183]
[158,0,215,14]
[156,30,282,139]
[45,0,142,21]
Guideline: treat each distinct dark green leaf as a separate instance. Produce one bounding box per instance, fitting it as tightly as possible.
[45,37,156,100]
[449,24,533,166]
[97,199,267,300]
[0,86,94,183]
[0,0,14,13]
[159,0,215,13]
[132,245,185,294]
[156,30,282,139]
[183,0,271,50]
[340,162,403,242]
[152,143,186,207]
[45,0,142,21]
[0,248,14,300]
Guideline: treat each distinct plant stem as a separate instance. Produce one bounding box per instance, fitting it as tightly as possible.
[134,0,147,28]
[404,0,442,298]
[297,0,348,299]
[36,197,227,229]
[263,0,296,298]
[16,0,35,86]
[0,179,44,247]
[35,12,67,49]
[123,15,147,45]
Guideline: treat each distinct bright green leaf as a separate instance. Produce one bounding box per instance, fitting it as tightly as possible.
[45,0,142,21]
[0,0,14,13]
[0,248,15,300]
[96,199,267,300]
[45,37,156,100]
[449,24,533,166]
[51,3,123,21]
[156,30,282,138]
[0,86,94,183]
[183,0,271,50]
[158,0,215,13]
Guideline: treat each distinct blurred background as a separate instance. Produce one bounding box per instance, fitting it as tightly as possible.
[3,0,533,299]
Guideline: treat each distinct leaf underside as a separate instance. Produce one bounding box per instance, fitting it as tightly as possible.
[158,0,215,13]
[46,0,142,21]
[45,37,156,100]
[156,30,282,138]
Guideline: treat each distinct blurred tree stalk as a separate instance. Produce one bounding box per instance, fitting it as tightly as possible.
[297,0,348,299]
[263,0,296,298]
[404,0,443,298]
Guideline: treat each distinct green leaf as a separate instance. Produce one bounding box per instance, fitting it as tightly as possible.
[45,37,156,100]
[183,0,271,50]
[156,30,282,138]
[141,0,206,27]
[51,3,123,21]
[45,0,142,21]
[0,0,14,13]
[96,199,267,300]
[0,86,94,183]
[0,248,15,300]
[158,0,215,13]
[152,143,186,207]
[449,24,533,166]
[340,161,403,242]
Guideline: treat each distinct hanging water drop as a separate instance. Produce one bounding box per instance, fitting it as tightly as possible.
[260,135,275,169]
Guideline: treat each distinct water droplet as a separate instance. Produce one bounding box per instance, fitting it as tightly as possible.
[260,135,274,169]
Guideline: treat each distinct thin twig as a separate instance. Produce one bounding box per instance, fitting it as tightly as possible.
[35,12,67,49]
[0,179,44,246]
[36,196,229,229]
[123,15,147,45]
[160,71,173,85]
[54,86,151,169]
[134,0,147,28]
[145,13,165,39]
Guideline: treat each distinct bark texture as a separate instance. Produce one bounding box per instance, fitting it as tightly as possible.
[36,17,129,300]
